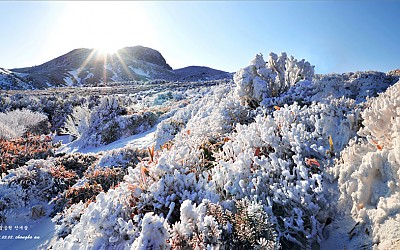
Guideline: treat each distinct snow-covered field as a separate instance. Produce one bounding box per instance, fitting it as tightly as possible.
[0,52,399,249]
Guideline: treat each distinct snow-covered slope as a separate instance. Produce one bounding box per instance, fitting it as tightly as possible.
[0,52,399,250]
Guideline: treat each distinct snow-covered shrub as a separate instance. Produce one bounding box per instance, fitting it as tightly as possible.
[117,112,158,138]
[337,80,400,248]
[170,200,220,249]
[0,91,92,132]
[59,182,103,207]
[231,198,279,249]
[358,79,400,149]
[125,160,218,220]
[207,98,361,247]
[259,71,399,113]
[170,199,279,249]
[53,201,87,238]
[312,71,398,104]
[136,72,363,247]
[0,108,49,139]
[52,188,140,249]
[234,52,314,107]
[98,147,147,168]
[63,104,91,141]
[155,84,250,148]
[48,165,79,193]
[153,91,174,105]
[64,96,158,147]
[0,159,61,217]
[52,166,125,213]
[131,212,170,250]
[63,96,124,146]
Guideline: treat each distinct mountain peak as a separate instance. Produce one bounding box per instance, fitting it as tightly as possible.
[117,46,172,70]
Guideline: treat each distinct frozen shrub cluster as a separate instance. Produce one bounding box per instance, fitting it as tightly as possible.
[208,98,359,246]
[0,108,49,139]
[64,97,124,146]
[358,80,400,148]
[117,112,158,138]
[170,199,279,249]
[234,52,314,107]
[312,71,398,104]
[153,91,174,105]
[98,147,147,168]
[64,96,157,147]
[52,187,139,249]
[131,212,170,250]
[0,134,54,173]
[63,104,91,141]
[128,85,356,248]
[155,83,249,148]
[260,71,398,111]
[0,159,60,218]
[53,201,87,238]
[85,167,125,191]
[0,92,92,132]
[336,80,400,248]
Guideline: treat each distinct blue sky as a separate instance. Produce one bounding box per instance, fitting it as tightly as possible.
[0,1,399,74]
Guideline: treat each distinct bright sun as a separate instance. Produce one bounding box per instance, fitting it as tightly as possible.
[57,2,155,55]
[95,44,119,55]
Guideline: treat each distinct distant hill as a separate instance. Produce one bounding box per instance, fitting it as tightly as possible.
[0,46,232,89]
[0,67,32,90]
[173,66,233,81]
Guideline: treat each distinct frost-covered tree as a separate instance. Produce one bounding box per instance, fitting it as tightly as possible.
[63,104,91,140]
[235,52,314,106]
[0,109,49,139]
[63,97,125,147]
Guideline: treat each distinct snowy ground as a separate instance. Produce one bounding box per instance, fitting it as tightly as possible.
[0,217,54,249]
[56,126,156,155]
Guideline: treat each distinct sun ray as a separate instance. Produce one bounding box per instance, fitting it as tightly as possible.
[114,49,136,81]
[77,49,97,81]
[103,53,107,85]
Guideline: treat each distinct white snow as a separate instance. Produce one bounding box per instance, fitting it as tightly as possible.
[65,69,82,86]
[57,126,156,154]
[84,72,94,80]
[13,72,29,78]
[104,63,121,82]
[0,217,55,249]
[129,66,150,78]
[63,76,73,86]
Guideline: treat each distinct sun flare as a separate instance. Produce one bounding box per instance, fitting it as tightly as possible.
[54,2,155,56]
[95,44,119,55]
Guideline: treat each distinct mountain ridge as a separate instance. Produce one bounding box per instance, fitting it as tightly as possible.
[1,46,231,89]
